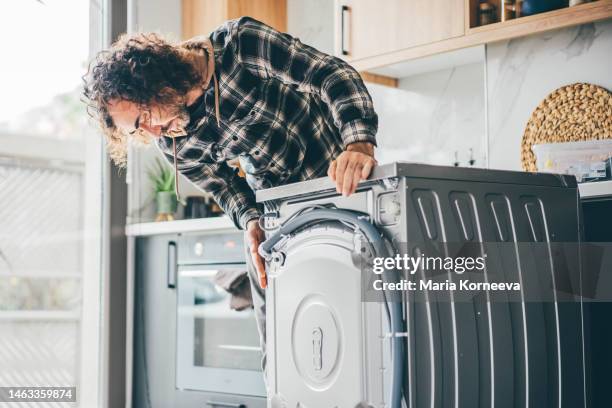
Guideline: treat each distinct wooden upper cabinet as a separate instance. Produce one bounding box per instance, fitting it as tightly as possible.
[182,0,287,40]
[335,0,465,62]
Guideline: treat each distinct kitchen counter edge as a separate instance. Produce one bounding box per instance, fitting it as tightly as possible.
[125,216,238,236]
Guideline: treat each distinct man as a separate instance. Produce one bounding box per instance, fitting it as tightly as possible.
[84,16,378,373]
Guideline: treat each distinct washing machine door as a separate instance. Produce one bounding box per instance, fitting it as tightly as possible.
[267,224,387,408]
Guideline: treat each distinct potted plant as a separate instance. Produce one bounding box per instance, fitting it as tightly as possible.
[148,158,180,222]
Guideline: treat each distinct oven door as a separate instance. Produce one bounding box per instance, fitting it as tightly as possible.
[176,263,265,397]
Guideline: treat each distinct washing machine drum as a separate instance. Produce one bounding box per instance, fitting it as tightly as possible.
[268,224,387,408]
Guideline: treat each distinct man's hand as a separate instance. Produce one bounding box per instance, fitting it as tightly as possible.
[246,219,267,289]
[327,142,377,196]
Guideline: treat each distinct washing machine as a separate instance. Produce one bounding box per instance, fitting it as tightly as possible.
[256,162,586,408]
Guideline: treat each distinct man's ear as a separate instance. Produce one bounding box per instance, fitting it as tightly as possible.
[179,35,209,51]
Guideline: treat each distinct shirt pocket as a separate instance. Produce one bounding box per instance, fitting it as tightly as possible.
[228,91,273,126]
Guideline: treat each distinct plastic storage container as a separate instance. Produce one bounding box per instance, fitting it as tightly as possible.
[532,139,612,182]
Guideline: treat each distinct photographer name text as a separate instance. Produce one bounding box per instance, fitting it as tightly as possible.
[370,254,520,292]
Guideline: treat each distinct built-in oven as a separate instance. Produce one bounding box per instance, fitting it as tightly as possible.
[174,232,266,397]
[132,230,266,408]
[175,257,265,395]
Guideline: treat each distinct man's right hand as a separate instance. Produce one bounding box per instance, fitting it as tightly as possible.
[246,219,267,289]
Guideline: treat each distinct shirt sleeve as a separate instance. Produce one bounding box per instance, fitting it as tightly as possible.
[229,17,378,148]
[164,152,261,230]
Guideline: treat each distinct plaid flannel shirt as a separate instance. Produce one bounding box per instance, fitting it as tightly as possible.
[156,16,378,230]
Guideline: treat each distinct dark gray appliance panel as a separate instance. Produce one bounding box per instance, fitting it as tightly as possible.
[257,162,586,408]
[399,177,584,408]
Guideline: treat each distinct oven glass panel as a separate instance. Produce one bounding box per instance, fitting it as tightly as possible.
[176,265,264,396]
[190,277,261,371]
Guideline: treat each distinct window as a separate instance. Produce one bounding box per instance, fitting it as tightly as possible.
[0,1,107,406]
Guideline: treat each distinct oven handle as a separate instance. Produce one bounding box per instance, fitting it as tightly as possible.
[205,401,246,408]
[167,241,177,288]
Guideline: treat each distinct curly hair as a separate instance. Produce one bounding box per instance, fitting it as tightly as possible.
[82,32,203,168]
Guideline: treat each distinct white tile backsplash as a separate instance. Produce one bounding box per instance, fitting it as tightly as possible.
[370,63,487,168]
[287,0,335,54]
[486,20,612,170]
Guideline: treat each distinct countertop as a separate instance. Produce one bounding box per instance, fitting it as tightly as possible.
[578,180,612,199]
[125,216,237,236]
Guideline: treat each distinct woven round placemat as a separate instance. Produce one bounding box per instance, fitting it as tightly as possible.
[521,83,612,171]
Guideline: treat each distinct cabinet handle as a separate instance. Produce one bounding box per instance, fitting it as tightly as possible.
[167,241,177,289]
[205,401,245,408]
[340,5,350,56]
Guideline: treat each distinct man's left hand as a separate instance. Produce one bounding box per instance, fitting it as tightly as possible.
[327,142,377,196]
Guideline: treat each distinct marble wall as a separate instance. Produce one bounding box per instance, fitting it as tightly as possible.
[486,19,612,170]
[372,63,487,168]
[287,0,334,54]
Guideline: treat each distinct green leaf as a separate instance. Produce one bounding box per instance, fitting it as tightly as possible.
[147,157,176,193]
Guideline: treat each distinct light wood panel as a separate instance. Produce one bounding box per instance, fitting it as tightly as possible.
[465,0,475,31]
[228,0,286,32]
[182,0,228,40]
[335,0,465,62]
[349,0,612,71]
[182,0,287,39]
[359,72,398,88]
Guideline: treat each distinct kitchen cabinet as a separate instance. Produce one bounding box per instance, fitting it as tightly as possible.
[336,0,612,71]
[182,0,287,39]
[131,233,180,408]
[334,0,465,62]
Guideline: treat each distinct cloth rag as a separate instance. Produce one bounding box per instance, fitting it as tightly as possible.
[213,269,253,311]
